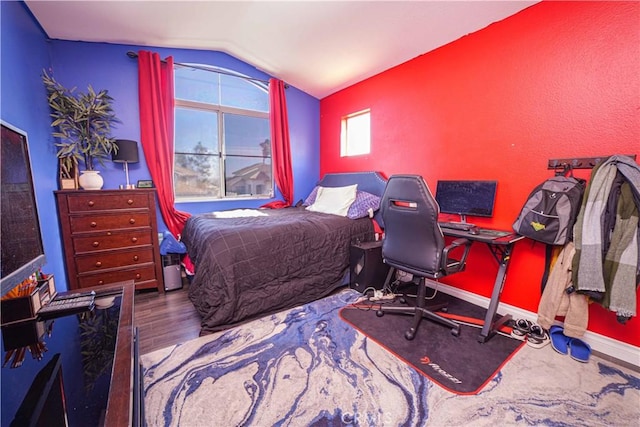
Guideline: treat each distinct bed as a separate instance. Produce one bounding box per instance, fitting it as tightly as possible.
[183,172,387,334]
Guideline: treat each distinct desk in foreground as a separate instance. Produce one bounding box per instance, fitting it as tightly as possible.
[441,228,524,343]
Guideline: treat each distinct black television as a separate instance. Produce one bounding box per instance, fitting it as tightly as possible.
[435,180,498,224]
[1,121,46,296]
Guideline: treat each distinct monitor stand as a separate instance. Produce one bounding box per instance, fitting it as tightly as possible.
[456,214,474,226]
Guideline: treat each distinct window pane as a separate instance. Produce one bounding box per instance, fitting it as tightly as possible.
[225,157,272,197]
[175,152,220,199]
[174,108,220,199]
[174,108,218,153]
[224,114,270,157]
[343,112,370,156]
[175,67,219,104]
[220,74,268,112]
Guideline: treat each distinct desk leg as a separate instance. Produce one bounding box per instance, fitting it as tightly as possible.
[478,243,515,343]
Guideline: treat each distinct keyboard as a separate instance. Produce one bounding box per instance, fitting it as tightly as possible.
[438,221,474,231]
[38,291,96,319]
[478,229,511,238]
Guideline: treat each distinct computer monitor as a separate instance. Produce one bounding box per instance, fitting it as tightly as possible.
[435,180,498,224]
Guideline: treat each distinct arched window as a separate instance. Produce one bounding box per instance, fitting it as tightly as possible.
[174,65,271,201]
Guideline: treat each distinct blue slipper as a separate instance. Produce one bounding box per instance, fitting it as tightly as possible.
[549,325,571,355]
[569,338,591,363]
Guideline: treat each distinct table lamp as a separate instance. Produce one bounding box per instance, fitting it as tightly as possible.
[112,139,139,189]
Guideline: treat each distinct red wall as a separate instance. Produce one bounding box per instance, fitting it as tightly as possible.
[320,1,640,346]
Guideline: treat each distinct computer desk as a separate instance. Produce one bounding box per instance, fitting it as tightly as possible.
[440,227,525,343]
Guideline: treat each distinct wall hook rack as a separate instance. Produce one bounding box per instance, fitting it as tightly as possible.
[547,154,637,170]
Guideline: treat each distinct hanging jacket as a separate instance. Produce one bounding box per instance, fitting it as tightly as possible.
[537,242,589,338]
[572,155,640,322]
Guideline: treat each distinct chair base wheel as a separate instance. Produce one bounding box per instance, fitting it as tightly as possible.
[376,309,384,317]
[405,329,416,340]
[451,327,461,337]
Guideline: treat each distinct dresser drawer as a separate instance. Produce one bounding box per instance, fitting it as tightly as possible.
[77,264,157,288]
[70,213,152,233]
[66,192,151,212]
[75,248,155,273]
[73,230,153,253]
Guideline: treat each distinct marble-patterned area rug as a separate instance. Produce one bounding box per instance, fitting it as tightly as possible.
[142,290,640,426]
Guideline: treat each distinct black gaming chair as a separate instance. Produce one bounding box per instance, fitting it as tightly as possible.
[376,174,472,339]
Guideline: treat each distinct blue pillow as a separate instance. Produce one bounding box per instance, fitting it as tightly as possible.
[303,186,320,206]
[347,190,381,219]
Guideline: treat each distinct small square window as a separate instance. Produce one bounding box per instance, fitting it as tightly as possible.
[341,110,370,157]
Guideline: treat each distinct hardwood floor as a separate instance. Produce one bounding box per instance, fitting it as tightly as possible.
[134,279,202,355]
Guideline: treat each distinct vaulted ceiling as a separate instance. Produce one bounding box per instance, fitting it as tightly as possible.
[25,1,537,99]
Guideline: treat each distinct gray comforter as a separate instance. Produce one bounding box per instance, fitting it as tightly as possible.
[183,207,374,333]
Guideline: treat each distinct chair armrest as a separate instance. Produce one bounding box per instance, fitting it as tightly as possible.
[441,238,472,274]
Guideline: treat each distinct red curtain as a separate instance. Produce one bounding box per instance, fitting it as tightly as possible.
[261,78,294,208]
[137,50,191,237]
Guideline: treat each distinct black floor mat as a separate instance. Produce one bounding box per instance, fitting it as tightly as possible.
[339,293,526,394]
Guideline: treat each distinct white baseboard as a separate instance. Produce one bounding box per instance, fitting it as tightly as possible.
[437,283,640,368]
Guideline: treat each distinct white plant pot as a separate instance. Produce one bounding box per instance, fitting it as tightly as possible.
[78,170,104,190]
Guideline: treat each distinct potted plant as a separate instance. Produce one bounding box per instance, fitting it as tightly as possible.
[42,70,120,190]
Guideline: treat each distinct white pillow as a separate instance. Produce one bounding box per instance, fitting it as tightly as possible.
[306,184,358,216]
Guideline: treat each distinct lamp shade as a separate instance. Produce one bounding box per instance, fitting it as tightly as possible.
[112,139,139,163]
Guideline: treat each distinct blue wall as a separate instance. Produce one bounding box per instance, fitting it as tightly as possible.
[1,2,321,292]
[0,3,85,421]
[1,1,66,287]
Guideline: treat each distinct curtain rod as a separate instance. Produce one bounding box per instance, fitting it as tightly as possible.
[126,51,284,87]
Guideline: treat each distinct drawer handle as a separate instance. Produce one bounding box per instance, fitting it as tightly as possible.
[131,237,138,243]
[90,221,97,228]
[129,218,136,225]
[95,261,102,268]
[133,255,139,261]
[127,199,134,205]
[135,273,141,280]
[98,280,104,285]
[88,201,95,207]
[92,241,100,248]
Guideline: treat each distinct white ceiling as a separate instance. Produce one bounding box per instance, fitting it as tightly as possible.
[25,1,537,99]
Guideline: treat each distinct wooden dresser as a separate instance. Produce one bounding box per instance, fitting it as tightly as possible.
[55,189,164,292]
